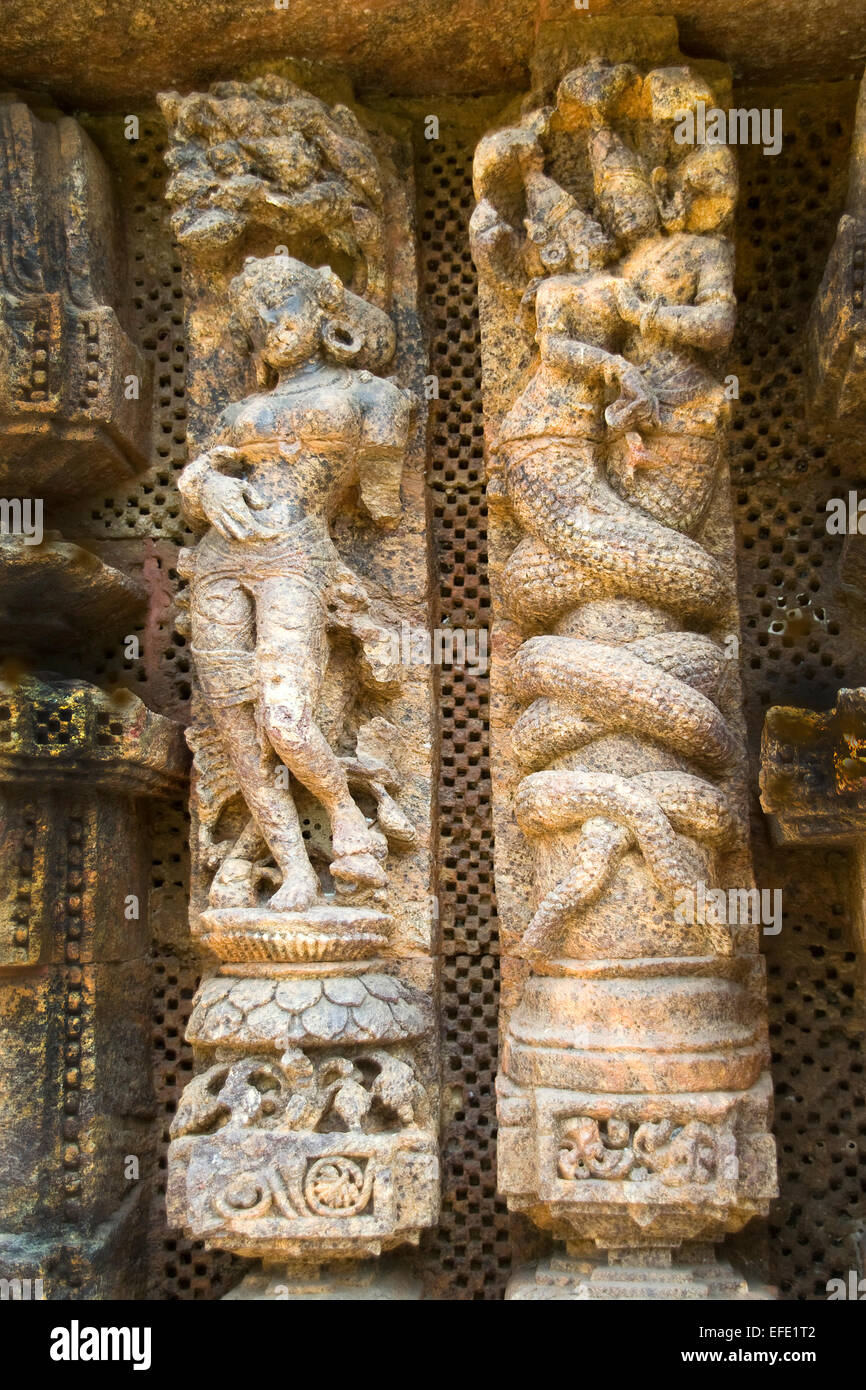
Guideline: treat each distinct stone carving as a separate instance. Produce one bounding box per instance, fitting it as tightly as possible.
[159,77,388,304]
[471,29,776,1298]
[805,68,866,427]
[177,254,413,946]
[761,689,866,952]
[0,677,186,1298]
[557,1116,724,1186]
[0,95,179,1299]
[0,93,150,499]
[161,74,438,1298]
[172,1048,429,1136]
[186,971,431,1048]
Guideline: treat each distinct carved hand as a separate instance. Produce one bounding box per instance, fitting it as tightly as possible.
[609,278,645,326]
[198,470,275,541]
[605,360,660,433]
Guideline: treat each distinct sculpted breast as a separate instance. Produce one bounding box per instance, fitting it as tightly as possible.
[224,384,362,448]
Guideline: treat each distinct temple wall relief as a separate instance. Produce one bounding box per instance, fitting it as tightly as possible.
[158,72,440,1299]
[470,21,778,1299]
[0,94,185,1299]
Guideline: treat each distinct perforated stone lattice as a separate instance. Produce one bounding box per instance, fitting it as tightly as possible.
[412,131,515,1300]
[732,83,866,1299]
[77,86,864,1299]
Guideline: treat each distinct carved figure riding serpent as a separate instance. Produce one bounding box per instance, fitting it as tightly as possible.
[471,67,742,961]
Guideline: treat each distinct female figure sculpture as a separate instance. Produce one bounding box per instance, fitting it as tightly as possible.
[483,121,741,957]
[178,254,412,914]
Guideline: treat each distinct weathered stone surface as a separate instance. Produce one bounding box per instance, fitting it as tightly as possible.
[0,1,864,111]
[187,971,433,1049]
[0,675,187,804]
[761,690,866,952]
[0,680,186,1298]
[0,94,181,1301]
[160,73,439,1297]
[507,1247,774,1300]
[470,19,776,1297]
[0,93,151,502]
[222,1256,422,1300]
[805,69,866,429]
[0,538,145,655]
[761,689,866,846]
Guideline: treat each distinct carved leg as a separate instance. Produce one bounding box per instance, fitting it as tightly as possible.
[191,567,320,907]
[258,579,387,890]
[208,703,319,910]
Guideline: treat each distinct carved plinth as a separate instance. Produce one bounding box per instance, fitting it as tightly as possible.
[470,18,776,1296]
[159,71,439,1298]
[498,1076,775,1249]
[507,1249,773,1301]
[0,677,186,1298]
[196,906,391,962]
[170,1129,438,1260]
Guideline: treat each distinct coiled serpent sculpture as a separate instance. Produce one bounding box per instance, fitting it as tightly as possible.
[470,65,742,961]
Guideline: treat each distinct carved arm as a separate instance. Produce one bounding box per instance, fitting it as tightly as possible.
[178,444,272,540]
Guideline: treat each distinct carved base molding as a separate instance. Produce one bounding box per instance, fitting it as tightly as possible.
[498,1076,776,1248]
[224,1257,422,1301]
[506,1248,774,1302]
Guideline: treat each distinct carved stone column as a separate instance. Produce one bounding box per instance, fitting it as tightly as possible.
[158,72,439,1299]
[0,679,186,1298]
[470,19,777,1298]
[0,94,186,1298]
[761,690,866,955]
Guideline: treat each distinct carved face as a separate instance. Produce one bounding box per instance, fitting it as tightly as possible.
[589,128,661,250]
[229,255,342,376]
[255,282,325,372]
[677,146,738,235]
[602,177,660,248]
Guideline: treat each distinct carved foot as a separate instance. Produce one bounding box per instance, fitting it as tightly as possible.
[331,851,388,891]
[268,874,319,912]
[208,857,258,909]
[330,804,386,862]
